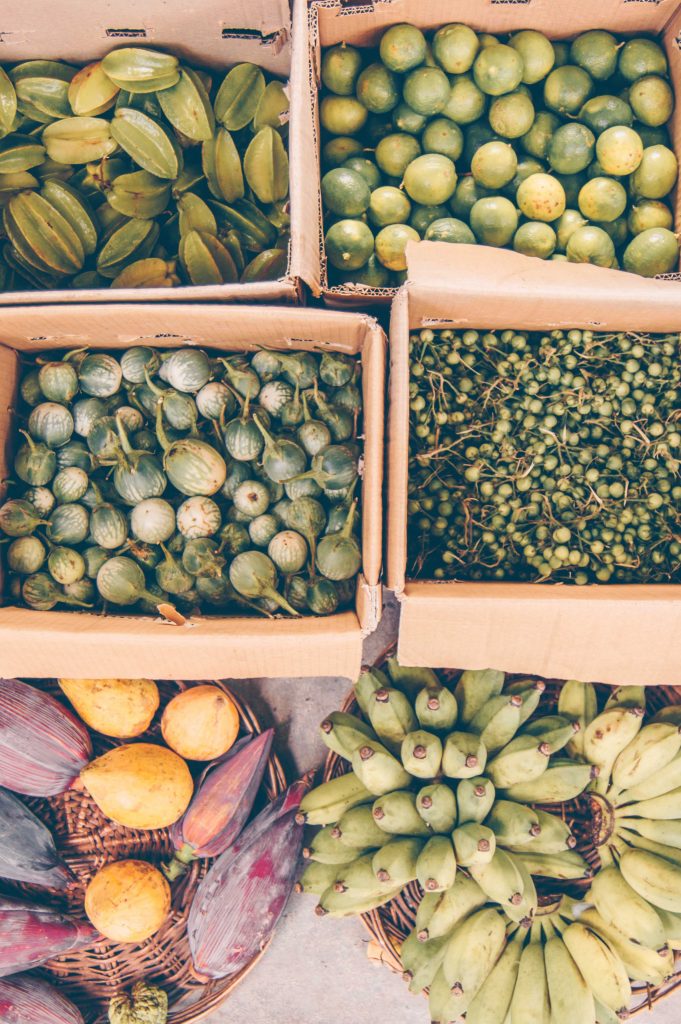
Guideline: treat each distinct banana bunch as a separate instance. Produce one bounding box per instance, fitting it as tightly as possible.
[296,663,592,925]
[0,49,290,291]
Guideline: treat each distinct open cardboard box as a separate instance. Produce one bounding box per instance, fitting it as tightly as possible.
[387,243,681,686]
[0,303,385,680]
[295,0,681,309]
[0,0,305,305]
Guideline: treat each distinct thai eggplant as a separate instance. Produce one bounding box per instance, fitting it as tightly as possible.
[0,973,84,1024]
[0,895,98,976]
[0,787,72,889]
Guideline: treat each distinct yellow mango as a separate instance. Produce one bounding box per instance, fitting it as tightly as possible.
[58,677,160,738]
[161,684,240,761]
[85,859,170,942]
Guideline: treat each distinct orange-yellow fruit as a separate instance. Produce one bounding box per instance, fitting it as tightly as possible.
[161,684,240,761]
[58,678,159,738]
[85,859,170,942]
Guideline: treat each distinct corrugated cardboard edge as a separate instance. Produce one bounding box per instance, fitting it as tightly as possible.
[388,244,681,685]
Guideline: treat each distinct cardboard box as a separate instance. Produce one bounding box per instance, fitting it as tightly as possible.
[296,0,681,309]
[0,303,385,680]
[0,0,305,305]
[387,243,681,685]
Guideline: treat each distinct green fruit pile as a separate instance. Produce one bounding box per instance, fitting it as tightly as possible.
[319,24,679,284]
[0,51,290,291]
[407,326,681,584]
[0,345,362,618]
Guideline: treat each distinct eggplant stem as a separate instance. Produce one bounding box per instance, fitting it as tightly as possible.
[265,585,301,617]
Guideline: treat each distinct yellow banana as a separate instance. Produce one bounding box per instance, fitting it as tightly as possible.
[619,848,681,913]
[589,864,666,948]
[466,929,525,1024]
[510,849,590,880]
[618,749,681,803]
[511,930,550,1024]
[616,826,681,868]
[605,686,646,710]
[618,785,681,820]
[579,907,673,985]
[296,771,372,826]
[442,907,508,1016]
[485,799,540,847]
[563,921,631,1013]
[617,816,681,849]
[611,722,681,795]
[583,705,644,790]
[544,935,595,1024]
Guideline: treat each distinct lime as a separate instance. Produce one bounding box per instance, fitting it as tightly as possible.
[422,118,464,161]
[325,219,374,270]
[623,227,678,276]
[631,144,678,199]
[368,185,411,227]
[629,76,674,127]
[470,196,518,245]
[449,177,492,220]
[365,115,394,146]
[566,225,615,267]
[554,171,587,208]
[321,167,371,217]
[628,199,673,235]
[517,173,566,223]
[379,24,428,73]
[403,153,458,205]
[578,177,627,222]
[403,67,451,116]
[505,157,545,198]
[601,217,628,247]
[489,91,535,139]
[375,133,422,177]
[513,221,556,258]
[479,34,498,50]
[579,95,633,134]
[544,66,593,115]
[432,23,479,74]
[356,63,399,114]
[586,158,607,180]
[343,156,382,191]
[321,44,363,96]
[392,102,427,135]
[443,74,487,124]
[548,122,595,174]
[636,123,671,148]
[425,217,476,244]
[552,42,570,68]
[471,140,518,189]
[333,252,390,288]
[322,136,363,169]
[521,111,560,159]
[463,122,498,167]
[570,31,619,80]
[320,96,368,135]
[375,222,419,270]
[596,125,644,176]
[509,30,555,85]
[473,45,524,96]
[409,204,450,234]
[619,38,668,82]
[556,208,588,250]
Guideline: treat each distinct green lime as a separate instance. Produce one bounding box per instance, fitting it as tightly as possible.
[368,185,411,227]
[505,157,545,199]
[586,158,607,180]
[596,125,644,176]
[321,167,371,217]
[623,227,678,276]
[509,30,555,85]
[566,225,615,267]
[517,173,566,222]
[544,66,593,115]
[463,122,497,168]
[471,140,518,189]
[432,23,480,74]
[579,95,633,134]
[392,102,427,135]
[356,63,399,114]
[375,222,420,270]
[403,67,451,116]
[409,204,450,234]
[470,196,518,245]
[513,221,556,258]
[365,116,394,146]
[521,111,560,160]
[570,31,619,80]
[325,219,374,270]
[635,122,671,148]
[556,209,588,250]
[425,217,476,244]
[379,24,428,73]
[629,76,674,127]
[321,44,363,96]
[601,217,628,247]
[478,34,498,50]
[489,91,535,139]
[333,252,390,288]
[343,156,382,191]
[320,95,368,135]
[619,38,668,82]
[375,133,422,177]
[421,118,464,161]
[443,74,486,124]
[631,144,678,199]
[322,136,363,169]
[578,177,627,222]
[554,172,587,208]
[449,177,492,220]
[473,44,524,96]
[548,122,595,174]
[552,42,570,68]
[628,199,673,235]
[403,153,458,205]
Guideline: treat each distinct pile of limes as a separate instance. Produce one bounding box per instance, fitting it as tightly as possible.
[319,24,679,286]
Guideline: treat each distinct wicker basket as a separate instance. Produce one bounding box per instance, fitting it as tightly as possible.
[322,667,681,1018]
[10,679,287,1024]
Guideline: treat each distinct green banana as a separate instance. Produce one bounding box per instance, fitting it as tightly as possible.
[354,667,389,716]
[442,730,487,779]
[485,800,540,847]
[558,678,598,758]
[414,873,486,942]
[366,685,417,750]
[442,907,507,1015]
[351,738,412,796]
[544,935,595,1024]
[295,860,339,896]
[589,864,667,948]
[521,714,580,754]
[511,928,550,1024]
[618,785,681,820]
[605,685,647,710]
[332,803,387,849]
[457,776,496,824]
[455,668,505,724]
[111,257,179,289]
[469,848,525,908]
[333,852,384,894]
[414,682,458,732]
[471,693,522,754]
[654,907,681,948]
[401,927,450,994]
[610,721,681,794]
[416,783,457,832]
[0,68,18,138]
[487,735,550,789]
[416,835,457,892]
[453,823,496,867]
[157,67,214,141]
[179,229,238,285]
[101,47,180,93]
[504,852,537,924]
[214,62,265,130]
[504,759,596,803]
[303,825,361,866]
[316,880,403,918]
[562,921,632,1014]
[579,907,673,985]
[617,749,681,803]
[652,705,681,726]
[428,965,457,1024]
[202,126,244,202]
[40,178,98,255]
[511,849,590,880]
[401,729,443,778]
[372,836,423,886]
[68,61,119,116]
[42,116,116,164]
[0,134,47,173]
[385,658,441,699]
[372,790,431,837]
[466,928,524,1024]
[96,217,159,278]
[619,848,681,913]
[296,771,372,826]
[318,710,375,760]
[511,807,575,854]
[516,680,545,726]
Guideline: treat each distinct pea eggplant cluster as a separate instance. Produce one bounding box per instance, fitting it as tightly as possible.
[0,345,363,617]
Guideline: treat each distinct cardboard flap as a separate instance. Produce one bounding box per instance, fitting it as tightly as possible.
[405,243,681,330]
